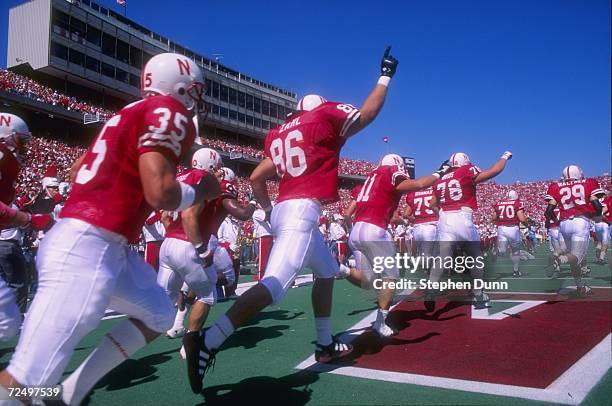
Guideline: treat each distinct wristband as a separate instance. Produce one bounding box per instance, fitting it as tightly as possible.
[176,182,196,212]
[377,76,391,87]
[432,172,441,179]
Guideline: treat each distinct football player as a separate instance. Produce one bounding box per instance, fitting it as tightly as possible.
[545,165,604,295]
[405,186,439,272]
[544,194,566,264]
[339,154,451,337]
[593,190,609,264]
[158,152,256,343]
[0,113,53,342]
[182,47,399,393]
[0,54,221,404]
[426,151,513,310]
[603,193,612,265]
[492,190,528,277]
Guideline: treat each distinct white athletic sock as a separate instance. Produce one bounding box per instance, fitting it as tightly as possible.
[377,309,389,323]
[171,305,189,331]
[315,317,332,346]
[600,251,606,261]
[61,320,146,405]
[204,314,235,350]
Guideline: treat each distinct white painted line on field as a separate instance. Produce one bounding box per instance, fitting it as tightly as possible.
[296,301,611,405]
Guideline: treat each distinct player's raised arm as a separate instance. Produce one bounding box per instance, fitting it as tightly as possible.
[396,160,452,193]
[344,46,399,138]
[249,157,277,218]
[139,151,220,210]
[474,151,512,184]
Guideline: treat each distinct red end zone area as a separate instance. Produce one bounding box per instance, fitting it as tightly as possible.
[351,297,610,388]
[297,289,611,404]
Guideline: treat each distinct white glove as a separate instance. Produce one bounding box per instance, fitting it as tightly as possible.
[501,151,513,160]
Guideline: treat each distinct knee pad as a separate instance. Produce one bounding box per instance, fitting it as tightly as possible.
[260,276,291,305]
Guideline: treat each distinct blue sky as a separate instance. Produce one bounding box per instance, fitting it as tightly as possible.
[1,0,610,182]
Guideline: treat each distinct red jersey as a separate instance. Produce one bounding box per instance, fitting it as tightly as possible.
[354,165,408,229]
[546,178,603,220]
[406,187,438,224]
[0,144,19,205]
[265,102,361,204]
[434,164,481,211]
[602,196,612,224]
[165,169,237,244]
[62,95,196,242]
[493,199,524,226]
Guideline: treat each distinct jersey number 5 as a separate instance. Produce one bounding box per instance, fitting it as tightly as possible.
[269,130,307,177]
[75,115,121,185]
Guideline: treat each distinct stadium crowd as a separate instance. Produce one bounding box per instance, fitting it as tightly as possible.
[1,69,379,176]
[0,68,114,119]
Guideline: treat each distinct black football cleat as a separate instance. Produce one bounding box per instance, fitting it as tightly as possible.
[182,330,216,393]
[314,338,353,363]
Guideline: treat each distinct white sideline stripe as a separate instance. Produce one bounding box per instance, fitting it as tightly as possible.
[295,301,611,405]
[471,300,546,320]
[547,334,612,403]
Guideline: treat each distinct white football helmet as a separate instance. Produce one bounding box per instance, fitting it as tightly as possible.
[141,53,206,112]
[192,148,222,171]
[450,152,470,168]
[296,94,327,111]
[380,154,405,171]
[0,113,31,154]
[506,190,518,200]
[562,165,584,180]
[220,167,236,183]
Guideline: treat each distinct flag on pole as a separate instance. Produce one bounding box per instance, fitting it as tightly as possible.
[383,136,389,143]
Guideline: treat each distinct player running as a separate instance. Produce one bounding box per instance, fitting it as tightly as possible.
[405,186,439,273]
[0,53,220,405]
[0,113,54,342]
[593,190,609,265]
[492,190,528,277]
[158,150,256,345]
[545,165,605,295]
[181,46,399,393]
[338,154,451,337]
[426,151,513,311]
